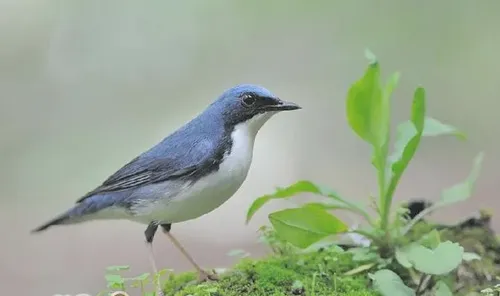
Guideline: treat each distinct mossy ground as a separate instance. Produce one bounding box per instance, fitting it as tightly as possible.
[161,213,500,296]
[103,208,498,296]
[162,247,379,296]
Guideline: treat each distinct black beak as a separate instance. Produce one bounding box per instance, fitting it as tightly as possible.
[267,98,302,111]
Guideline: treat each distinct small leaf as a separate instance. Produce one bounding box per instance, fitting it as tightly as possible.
[462,252,481,262]
[395,247,413,269]
[269,205,348,249]
[437,152,484,207]
[343,262,376,276]
[402,152,485,235]
[246,180,323,223]
[418,229,441,249]
[132,272,150,281]
[364,48,377,65]
[105,274,124,284]
[423,117,466,140]
[404,241,464,275]
[246,180,367,224]
[388,87,425,178]
[106,265,130,271]
[369,269,415,296]
[435,281,453,296]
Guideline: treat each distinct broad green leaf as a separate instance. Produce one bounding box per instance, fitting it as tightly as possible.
[246,180,367,224]
[462,252,481,262]
[418,229,441,249]
[346,57,385,147]
[388,87,426,178]
[378,70,400,157]
[395,247,413,269]
[437,152,484,207]
[423,117,466,140]
[404,241,464,275]
[106,265,130,271]
[435,281,453,296]
[369,269,415,296]
[246,180,321,223]
[269,206,348,249]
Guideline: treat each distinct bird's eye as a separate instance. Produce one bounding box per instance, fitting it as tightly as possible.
[241,94,256,107]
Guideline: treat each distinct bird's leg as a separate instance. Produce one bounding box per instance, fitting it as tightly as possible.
[144,223,164,296]
[160,224,218,282]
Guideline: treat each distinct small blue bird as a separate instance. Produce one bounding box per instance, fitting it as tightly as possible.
[32,84,301,283]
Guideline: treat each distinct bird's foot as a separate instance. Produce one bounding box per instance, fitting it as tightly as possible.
[197,269,219,283]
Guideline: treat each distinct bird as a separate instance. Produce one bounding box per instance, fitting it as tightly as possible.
[31,84,301,284]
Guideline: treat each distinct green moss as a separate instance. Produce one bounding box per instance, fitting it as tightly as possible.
[162,247,379,296]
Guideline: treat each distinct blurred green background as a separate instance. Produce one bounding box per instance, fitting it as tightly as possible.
[1,1,499,295]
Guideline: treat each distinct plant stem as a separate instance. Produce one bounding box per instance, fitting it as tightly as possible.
[376,148,390,235]
[401,203,438,235]
[380,173,399,243]
[415,274,431,295]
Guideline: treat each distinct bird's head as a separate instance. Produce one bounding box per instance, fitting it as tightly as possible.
[210,84,301,135]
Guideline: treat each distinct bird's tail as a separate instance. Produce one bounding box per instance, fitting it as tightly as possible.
[31,213,71,233]
[31,204,86,233]
[31,193,125,233]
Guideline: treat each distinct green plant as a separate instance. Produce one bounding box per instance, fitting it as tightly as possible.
[100,265,171,296]
[246,50,485,295]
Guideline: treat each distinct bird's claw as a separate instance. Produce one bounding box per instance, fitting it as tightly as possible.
[197,269,219,283]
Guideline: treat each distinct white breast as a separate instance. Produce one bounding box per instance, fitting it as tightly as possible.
[147,112,277,224]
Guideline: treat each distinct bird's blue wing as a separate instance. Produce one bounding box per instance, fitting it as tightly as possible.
[76,136,218,203]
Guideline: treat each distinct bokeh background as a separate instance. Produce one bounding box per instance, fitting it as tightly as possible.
[1,1,499,295]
